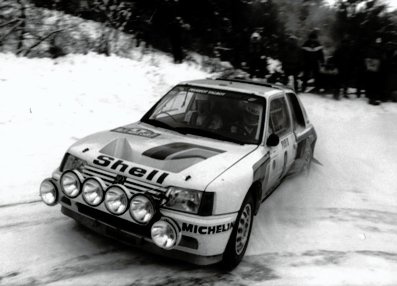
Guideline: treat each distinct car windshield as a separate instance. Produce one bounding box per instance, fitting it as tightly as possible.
[141,85,266,145]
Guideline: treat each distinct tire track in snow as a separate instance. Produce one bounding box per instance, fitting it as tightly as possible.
[0,199,41,209]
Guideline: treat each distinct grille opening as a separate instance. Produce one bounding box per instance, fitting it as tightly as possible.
[179,236,199,250]
[76,203,152,237]
[81,165,166,198]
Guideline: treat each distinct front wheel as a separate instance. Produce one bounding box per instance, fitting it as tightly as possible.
[221,193,254,270]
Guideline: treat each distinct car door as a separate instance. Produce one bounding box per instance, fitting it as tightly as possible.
[265,95,295,191]
[285,91,314,172]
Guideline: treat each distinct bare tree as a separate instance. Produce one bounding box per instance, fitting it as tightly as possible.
[0,0,62,55]
[91,0,133,55]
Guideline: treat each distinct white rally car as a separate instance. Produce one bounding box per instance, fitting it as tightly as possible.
[39,78,316,269]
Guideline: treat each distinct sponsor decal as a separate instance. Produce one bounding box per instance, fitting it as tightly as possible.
[93,155,169,184]
[281,138,289,149]
[188,88,226,96]
[112,127,160,138]
[181,222,234,235]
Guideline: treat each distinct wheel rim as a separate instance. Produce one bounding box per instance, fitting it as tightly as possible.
[235,203,252,255]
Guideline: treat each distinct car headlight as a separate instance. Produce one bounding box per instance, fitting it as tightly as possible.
[60,170,83,198]
[104,185,128,215]
[82,177,105,206]
[39,178,58,206]
[164,187,202,214]
[129,194,156,224]
[61,153,86,172]
[151,217,181,250]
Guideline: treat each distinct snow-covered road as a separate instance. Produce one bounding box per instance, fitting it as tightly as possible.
[1,53,397,285]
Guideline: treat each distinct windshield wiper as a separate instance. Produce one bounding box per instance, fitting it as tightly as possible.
[175,127,245,145]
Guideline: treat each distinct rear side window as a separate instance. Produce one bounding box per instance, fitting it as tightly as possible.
[286,92,306,128]
[269,97,291,137]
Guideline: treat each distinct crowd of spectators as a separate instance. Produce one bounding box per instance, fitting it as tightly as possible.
[246,29,397,105]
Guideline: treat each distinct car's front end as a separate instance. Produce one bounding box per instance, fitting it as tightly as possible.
[39,80,269,265]
[39,123,259,265]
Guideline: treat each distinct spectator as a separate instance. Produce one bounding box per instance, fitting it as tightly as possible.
[169,16,184,63]
[352,45,367,98]
[334,37,353,98]
[301,30,324,93]
[363,38,384,105]
[281,35,301,92]
[384,42,397,101]
[318,56,339,98]
[248,31,265,78]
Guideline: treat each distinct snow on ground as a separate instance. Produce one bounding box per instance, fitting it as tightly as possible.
[0,52,207,205]
[0,52,397,285]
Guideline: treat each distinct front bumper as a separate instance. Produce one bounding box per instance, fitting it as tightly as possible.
[51,169,237,265]
[61,205,222,265]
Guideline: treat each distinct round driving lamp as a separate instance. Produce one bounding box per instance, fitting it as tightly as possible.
[60,170,83,198]
[104,185,128,215]
[82,177,105,206]
[39,178,58,206]
[151,218,181,250]
[129,195,156,224]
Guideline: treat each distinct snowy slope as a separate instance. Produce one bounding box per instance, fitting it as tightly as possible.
[0,52,208,205]
[0,52,397,285]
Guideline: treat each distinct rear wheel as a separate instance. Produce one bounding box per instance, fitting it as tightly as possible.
[221,193,254,270]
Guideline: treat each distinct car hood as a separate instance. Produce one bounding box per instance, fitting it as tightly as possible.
[68,122,258,190]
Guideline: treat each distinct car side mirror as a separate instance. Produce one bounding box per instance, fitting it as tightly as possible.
[266,133,280,147]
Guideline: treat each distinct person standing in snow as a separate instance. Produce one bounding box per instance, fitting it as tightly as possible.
[248,31,265,78]
[384,42,397,102]
[363,38,384,105]
[301,30,324,93]
[169,16,184,63]
[281,35,301,92]
[334,37,353,99]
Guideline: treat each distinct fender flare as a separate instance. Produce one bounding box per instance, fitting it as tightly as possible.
[249,181,262,215]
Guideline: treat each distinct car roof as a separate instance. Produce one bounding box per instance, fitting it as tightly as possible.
[179,78,292,99]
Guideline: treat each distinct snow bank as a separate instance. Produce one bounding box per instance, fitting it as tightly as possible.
[0,52,208,205]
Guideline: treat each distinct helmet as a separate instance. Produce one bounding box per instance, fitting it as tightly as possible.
[195,93,210,114]
[243,102,261,126]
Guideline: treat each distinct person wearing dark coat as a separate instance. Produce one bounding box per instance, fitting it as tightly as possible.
[384,42,397,101]
[281,35,301,92]
[248,31,266,78]
[363,39,384,105]
[334,38,353,98]
[301,31,324,93]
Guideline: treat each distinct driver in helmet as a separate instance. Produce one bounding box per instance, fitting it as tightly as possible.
[230,102,261,138]
[188,93,223,130]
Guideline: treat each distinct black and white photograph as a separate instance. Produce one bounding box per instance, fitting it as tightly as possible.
[1,0,397,285]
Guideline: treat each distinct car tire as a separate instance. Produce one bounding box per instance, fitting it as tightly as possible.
[220,192,254,270]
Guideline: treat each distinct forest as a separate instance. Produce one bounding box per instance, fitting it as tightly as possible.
[0,0,395,60]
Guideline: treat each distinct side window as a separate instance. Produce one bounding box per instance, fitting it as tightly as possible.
[285,92,306,128]
[269,97,291,137]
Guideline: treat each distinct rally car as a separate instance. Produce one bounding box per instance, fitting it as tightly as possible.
[39,78,316,269]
